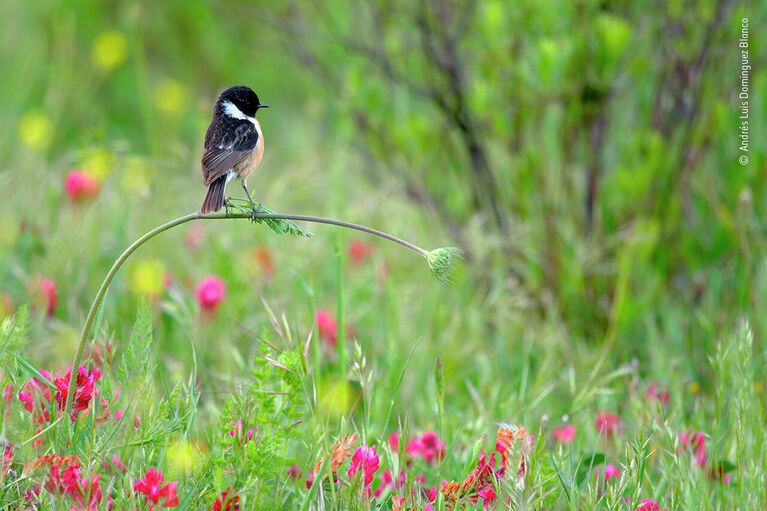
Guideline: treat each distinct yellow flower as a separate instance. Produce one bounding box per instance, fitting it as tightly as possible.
[92,30,128,72]
[81,147,115,181]
[18,111,53,150]
[166,439,200,478]
[129,259,166,299]
[121,156,153,197]
[318,376,358,418]
[154,79,189,115]
[687,381,701,395]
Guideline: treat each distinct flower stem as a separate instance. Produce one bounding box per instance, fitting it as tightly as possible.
[64,210,430,419]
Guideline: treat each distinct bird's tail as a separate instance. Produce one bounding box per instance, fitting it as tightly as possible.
[201,176,226,213]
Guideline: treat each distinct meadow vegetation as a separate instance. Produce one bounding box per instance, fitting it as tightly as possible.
[0,1,765,509]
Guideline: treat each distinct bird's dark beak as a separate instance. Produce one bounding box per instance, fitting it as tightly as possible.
[257,104,269,109]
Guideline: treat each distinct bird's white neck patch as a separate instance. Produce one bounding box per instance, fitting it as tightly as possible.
[222,100,256,127]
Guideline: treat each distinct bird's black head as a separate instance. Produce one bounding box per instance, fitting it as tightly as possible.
[217,85,269,118]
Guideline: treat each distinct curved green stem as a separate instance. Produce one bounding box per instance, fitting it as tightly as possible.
[64,210,429,418]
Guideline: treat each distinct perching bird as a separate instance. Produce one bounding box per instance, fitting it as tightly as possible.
[200,85,268,214]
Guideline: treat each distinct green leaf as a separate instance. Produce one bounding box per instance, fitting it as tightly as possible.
[225,199,313,237]
[575,452,606,485]
[118,300,156,384]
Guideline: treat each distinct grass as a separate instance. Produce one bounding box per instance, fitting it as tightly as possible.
[1,2,766,510]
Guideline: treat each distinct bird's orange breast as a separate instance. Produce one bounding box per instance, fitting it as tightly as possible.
[235,123,264,179]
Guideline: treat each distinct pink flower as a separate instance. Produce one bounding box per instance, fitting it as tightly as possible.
[305,469,314,489]
[61,464,102,510]
[31,276,57,317]
[348,241,374,265]
[133,467,179,507]
[196,276,226,314]
[679,431,707,468]
[103,454,127,473]
[18,369,54,424]
[184,225,206,250]
[227,419,254,445]
[595,463,620,482]
[3,383,12,403]
[287,465,302,479]
[645,384,669,406]
[406,431,445,464]
[348,445,380,490]
[635,499,660,511]
[1,444,13,481]
[315,309,338,346]
[477,485,497,509]
[64,171,99,203]
[388,432,399,451]
[604,463,620,481]
[595,411,621,437]
[552,424,575,444]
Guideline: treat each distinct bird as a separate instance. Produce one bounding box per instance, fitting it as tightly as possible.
[200,85,269,214]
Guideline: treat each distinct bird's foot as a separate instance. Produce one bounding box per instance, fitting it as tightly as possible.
[223,198,231,216]
[250,202,263,222]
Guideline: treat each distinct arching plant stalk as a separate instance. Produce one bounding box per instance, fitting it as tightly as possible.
[64,205,461,419]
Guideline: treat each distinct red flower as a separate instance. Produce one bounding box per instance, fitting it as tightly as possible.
[406,431,445,464]
[635,499,661,511]
[315,309,338,346]
[348,240,374,265]
[595,411,621,437]
[211,487,240,511]
[31,276,57,317]
[196,276,226,314]
[348,445,380,489]
[64,171,100,203]
[287,465,302,479]
[552,424,575,444]
[133,468,179,508]
[53,366,101,421]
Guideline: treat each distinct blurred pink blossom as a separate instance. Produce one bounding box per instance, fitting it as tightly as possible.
[196,276,226,316]
[552,424,575,444]
[64,171,99,203]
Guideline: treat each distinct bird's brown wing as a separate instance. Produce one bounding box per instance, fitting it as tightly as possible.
[201,121,259,185]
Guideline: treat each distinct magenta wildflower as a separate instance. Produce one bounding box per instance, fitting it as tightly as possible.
[635,499,661,511]
[595,411,621,436]
[348,444,380,490]
[552,424,575,443]
[133,468,179,507]
[406,431,445,464]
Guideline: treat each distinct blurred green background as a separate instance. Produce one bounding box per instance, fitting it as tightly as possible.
[1,0,765,436]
